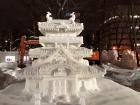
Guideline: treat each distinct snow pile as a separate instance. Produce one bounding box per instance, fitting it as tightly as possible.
[0,62,17,76]
[0,62,24,80]
[0,62,24,90]
[87,78,140,105]
[103,63,140,86]
[0,70,15,89]
[130,69,140,80]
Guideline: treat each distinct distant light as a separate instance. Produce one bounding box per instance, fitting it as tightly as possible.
[133,15,140,18]
[104,16,119,24]
[5,40,8,43]
[135,26,139,29]
[137,43,140,46]
[130,26,139,29]
[129,15,140,19]
[112,46,117,50]
[127,50,131,54]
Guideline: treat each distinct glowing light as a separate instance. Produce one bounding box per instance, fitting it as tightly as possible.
[137,43,140,46]
[112,46,117,50]
[127,50,131,54]
[133,15,140,18]
[135,26,139,29]
[104,16,119,23]
[5,40,8,43]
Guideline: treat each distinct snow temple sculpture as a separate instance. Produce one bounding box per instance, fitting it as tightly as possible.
[24,12,105,105]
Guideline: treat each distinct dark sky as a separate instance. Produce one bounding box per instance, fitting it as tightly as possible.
[0,0,134,30]
[0,0,103,48]
[0,0,102,31]
[0,0,140,39]
[0,0,33,30]
[0,0,140,49]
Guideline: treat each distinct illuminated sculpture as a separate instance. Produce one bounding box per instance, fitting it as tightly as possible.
[24,12,105,105]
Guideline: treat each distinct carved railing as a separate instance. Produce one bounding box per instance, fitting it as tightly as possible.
[38,20,83,36]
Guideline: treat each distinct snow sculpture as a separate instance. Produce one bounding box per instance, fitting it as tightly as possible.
[101,50,109,63]
[120,50,137,69]
[69,12,76,24]
[46,12,53,22]
[24,12,105,105]
[108,50,118,63]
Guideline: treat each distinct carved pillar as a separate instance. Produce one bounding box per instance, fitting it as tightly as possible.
[74,78,77,95]
[43,78,48,96]
[65,79,70,102]
[75,76,79,96]
[64,79,67,95]
[52,80,56,99]
[24,79,29,93]
[67,43,70,49]
[34,92,41,105]
[58,79,61,96]
[79,94,86,105]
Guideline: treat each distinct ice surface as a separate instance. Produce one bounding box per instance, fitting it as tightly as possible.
[0,78,140,105]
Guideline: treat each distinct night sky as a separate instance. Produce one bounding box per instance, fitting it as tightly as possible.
[0,0,139,48]
[0,0,32,30]
[0,0,139,30]
[0,0,99,48]
[0,0,102,32]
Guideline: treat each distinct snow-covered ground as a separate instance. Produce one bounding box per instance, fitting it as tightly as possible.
[0,78,140,105]
[0,62,24,80]
[103,63,140,86]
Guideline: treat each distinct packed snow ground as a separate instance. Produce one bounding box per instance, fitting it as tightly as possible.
[0,78,140,105]
[103,63,140,86]
[0,62,24,80]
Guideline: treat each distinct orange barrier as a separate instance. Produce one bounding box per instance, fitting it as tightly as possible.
[91,51,99,60]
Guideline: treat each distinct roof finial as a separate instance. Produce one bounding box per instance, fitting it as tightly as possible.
[69,12,76,24]
[46,12,53,22]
